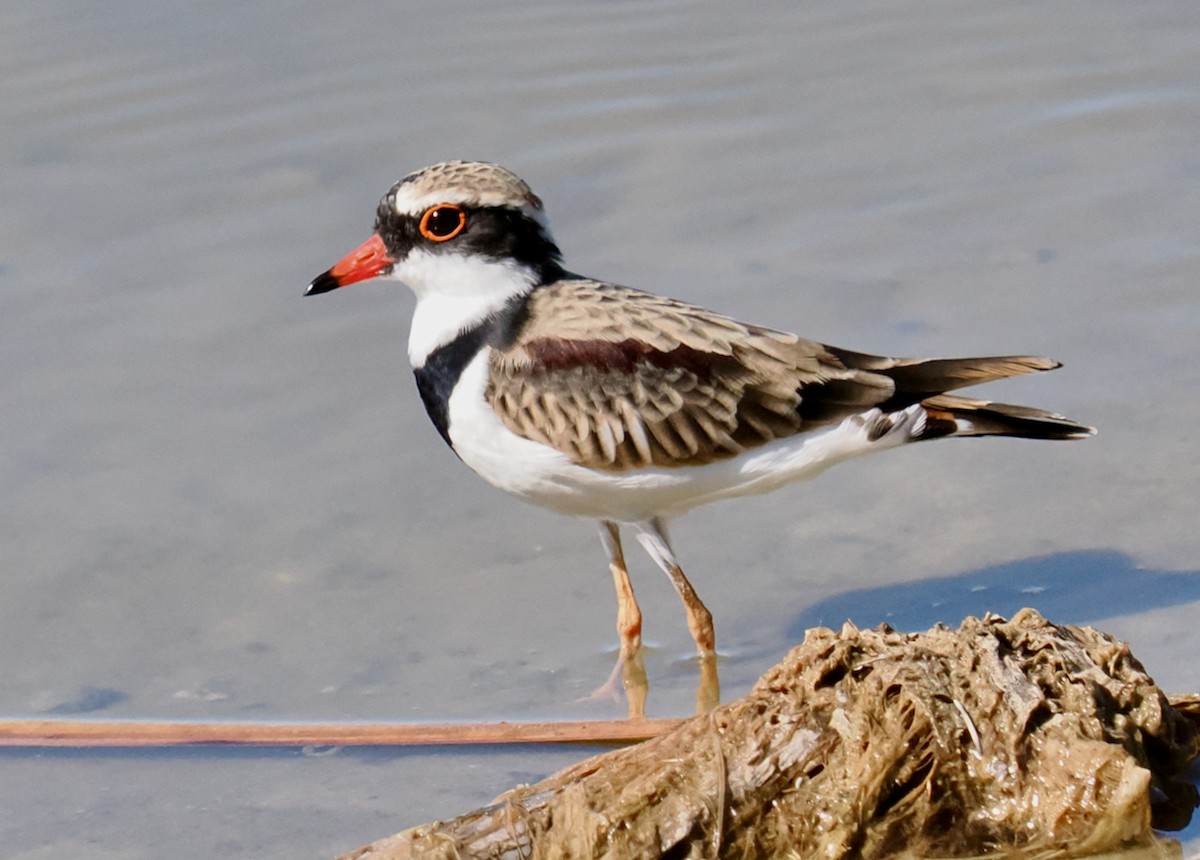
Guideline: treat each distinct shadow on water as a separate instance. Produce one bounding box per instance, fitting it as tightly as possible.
[788,549,1200,637]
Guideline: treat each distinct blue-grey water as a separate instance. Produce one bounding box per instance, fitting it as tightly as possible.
[2,1,1198,857]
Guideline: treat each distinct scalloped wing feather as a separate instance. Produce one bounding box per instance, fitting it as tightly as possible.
[485,281,896,471]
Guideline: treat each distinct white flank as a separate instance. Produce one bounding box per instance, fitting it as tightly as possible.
[446,352,578,498]
[447,355,931,523]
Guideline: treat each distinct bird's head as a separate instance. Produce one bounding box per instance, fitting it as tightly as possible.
[306,161,563,300]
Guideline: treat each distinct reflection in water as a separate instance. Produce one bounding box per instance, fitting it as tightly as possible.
[695,653,719,714]
[590,646,719,718]
[618,647,648,719]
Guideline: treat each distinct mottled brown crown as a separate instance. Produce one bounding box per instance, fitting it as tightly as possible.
[387,161,544,214]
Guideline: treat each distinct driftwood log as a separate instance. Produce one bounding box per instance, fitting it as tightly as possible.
[341,609,1199,859]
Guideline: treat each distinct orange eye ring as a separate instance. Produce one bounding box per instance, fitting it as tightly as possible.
[419,204,467,242]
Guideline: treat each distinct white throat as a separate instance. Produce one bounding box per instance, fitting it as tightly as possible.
[398,249,536,366]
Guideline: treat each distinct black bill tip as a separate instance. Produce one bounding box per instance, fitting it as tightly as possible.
[305,270,340,296]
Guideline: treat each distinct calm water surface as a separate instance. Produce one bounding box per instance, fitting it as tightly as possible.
[2,1,1198,857]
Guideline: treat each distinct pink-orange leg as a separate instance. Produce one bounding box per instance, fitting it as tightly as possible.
[634,518,716,658]
[633,518,720,713]
[600,521,643,656]
[593,521,648,717]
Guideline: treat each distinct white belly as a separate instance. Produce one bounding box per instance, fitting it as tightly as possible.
[445,352,923,522]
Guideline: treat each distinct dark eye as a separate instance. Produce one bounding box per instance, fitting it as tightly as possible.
[419,205,467,242]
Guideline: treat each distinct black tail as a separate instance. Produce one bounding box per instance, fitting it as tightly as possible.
[917,394,1096,441]
[825,348,1095,441]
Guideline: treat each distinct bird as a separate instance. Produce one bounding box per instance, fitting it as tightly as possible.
[305,160,1094,667]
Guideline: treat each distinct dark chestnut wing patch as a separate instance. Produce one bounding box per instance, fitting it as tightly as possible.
[488,335,823,471]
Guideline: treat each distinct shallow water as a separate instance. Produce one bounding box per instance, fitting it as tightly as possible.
[2,0,1198,856]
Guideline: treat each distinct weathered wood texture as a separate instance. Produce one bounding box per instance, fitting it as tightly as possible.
[341,609,1199,860]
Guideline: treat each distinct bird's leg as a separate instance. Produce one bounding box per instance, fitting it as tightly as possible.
[634,518,716,658]
[635,518,720,713]
[599,521,643,656]
[588,521,647,718]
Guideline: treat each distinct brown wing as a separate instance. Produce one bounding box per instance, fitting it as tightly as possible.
[485,280,896,471]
